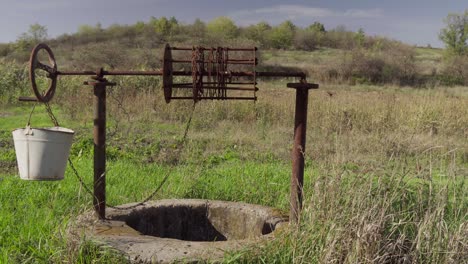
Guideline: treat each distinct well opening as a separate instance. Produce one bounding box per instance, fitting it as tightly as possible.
[110,201,278,242]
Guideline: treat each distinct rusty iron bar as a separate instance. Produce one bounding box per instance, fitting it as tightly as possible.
[287,82,319,224]
[174,71,305,78]
[56,70,305,78]
[94,82,106,219]
[172,85,258,91]
[170,96,256,100]
[171,59,257,64]
[171,82,257,86]
[170,47,257,51]
[87,76,115,220]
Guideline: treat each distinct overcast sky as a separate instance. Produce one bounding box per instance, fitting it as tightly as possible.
[0,0,466,47]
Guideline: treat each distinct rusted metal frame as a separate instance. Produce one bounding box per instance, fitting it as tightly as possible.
[207,48,214,98]
[253,48,257,98]
[222,48,228,98]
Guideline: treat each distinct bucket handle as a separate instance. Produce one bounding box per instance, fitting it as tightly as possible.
[24,125,33,136]
[24,104,36,136]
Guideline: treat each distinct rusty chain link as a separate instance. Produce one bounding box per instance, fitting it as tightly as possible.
[44,102,60,127]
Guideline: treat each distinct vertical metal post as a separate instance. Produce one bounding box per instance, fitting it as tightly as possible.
[93,80,106,219]
[287,82,318,224]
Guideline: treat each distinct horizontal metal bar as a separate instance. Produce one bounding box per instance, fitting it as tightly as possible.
[171,47,257,51]
[172,71,305,78]
[58,70,164,76]
[173,82,257,85]
[173,86,258,91]
[171,96,257,100]
[103,71,163,76]
[171,59,256,64]
[287,83,319,89]
[57,71,98,76]
[57,70,305,78]
[19,96,38,102]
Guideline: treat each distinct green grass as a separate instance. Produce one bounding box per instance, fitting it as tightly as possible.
[414,47,444,74]
[261,48,345,68]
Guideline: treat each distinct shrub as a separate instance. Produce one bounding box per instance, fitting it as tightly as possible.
[440,54,468,85]
[0,61,29,104]
[307,43,417,85]
[293,30,321,51]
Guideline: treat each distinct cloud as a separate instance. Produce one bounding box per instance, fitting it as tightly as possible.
[343,8,383,18]
[229,5,383,25]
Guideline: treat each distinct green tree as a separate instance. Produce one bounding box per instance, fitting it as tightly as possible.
[242,21,271,47]
[206,16,238,39]
[307,22,325,33]
[439,10,468,56]
[269,20,296,49]
[355,28,366,47]
[77,23,102,35]
[187,18,206,39]
[15,23,48,51]
[134,21,146,34]
[149,16,179,38]
[152,16,170,35]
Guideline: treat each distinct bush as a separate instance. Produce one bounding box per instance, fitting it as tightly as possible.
[0,61,29,104]
[440,55,468,85]
[293,30,321,51]
[307,43,417,85]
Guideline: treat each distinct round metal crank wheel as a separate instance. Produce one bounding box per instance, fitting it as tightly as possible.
[29,43,58,102]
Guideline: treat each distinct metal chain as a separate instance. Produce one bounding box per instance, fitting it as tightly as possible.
[44,102,60,127]
[27,104,37,127]
[41,99,197,211]
[192,47,204,102]
[108,102,196,210]
[108,87,131,122]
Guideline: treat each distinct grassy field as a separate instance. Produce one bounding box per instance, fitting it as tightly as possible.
[0,82,467,263]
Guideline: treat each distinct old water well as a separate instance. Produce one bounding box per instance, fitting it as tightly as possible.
[18,43,318,262]
[74,199,287,263]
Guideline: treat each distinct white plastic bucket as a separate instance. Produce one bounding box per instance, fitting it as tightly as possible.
[12,126,74,181]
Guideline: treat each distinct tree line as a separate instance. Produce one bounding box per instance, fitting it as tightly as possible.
[0,11,466,86]
[0,16,404,58]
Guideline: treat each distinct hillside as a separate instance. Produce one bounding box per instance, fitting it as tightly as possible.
[1,17,464,89]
